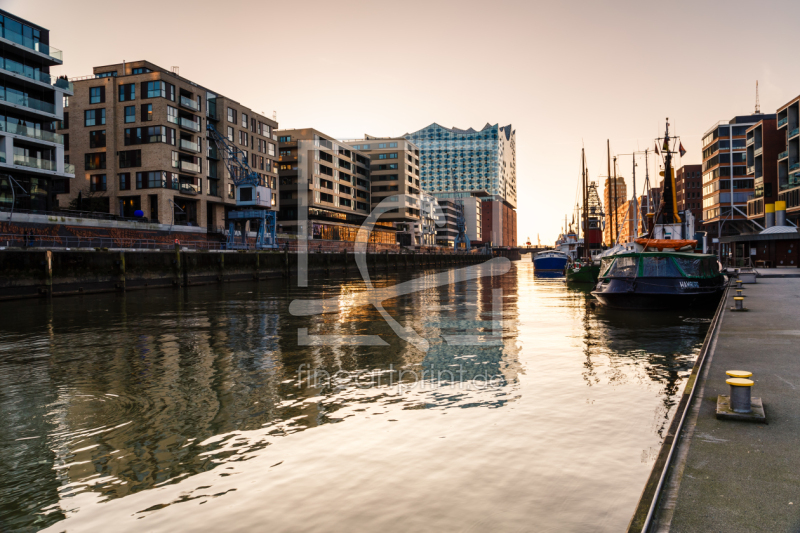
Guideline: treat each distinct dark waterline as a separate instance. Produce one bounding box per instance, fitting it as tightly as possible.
[0,257,712,532]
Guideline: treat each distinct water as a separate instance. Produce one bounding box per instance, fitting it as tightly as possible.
[0,256,713,532]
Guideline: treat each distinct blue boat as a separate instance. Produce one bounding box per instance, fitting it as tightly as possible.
[533,250,570,272]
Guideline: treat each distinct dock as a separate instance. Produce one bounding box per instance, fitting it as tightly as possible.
[632,274,800,531]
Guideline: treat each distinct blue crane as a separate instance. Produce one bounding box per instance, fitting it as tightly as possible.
[453,206,470,250]
[206,123,277,249]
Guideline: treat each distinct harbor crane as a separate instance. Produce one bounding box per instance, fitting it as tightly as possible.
[206,123,277,249]
[453,210,470,250]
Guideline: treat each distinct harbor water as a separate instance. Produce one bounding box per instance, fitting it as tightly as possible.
[0,255,714,532]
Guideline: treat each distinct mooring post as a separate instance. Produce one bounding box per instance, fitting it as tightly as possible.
[174,243,182,287]
[44,250,53,298]
[118,251,126,292]
[255,252,260,281]
[283,247,289,278]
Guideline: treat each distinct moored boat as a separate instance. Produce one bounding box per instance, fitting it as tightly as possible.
[534,250,570,272]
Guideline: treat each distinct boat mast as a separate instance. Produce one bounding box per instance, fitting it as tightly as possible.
[613,155,619,244]
[607,140,614,247]
[582,148,589,260]
[632,154,637,242]
[660,119,681,225]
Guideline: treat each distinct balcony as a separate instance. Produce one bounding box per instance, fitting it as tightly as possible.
[779,150,789,160]
[179,182,200,195]
[179,138,200,153]
[64,163,75,175]
[790,127,800,139]
[0,25,63,62]
[746,165,755,175]
[754,146,763,157]
[779,117,789,128]
[0,59,73,92]
[13,152,56,171]
[790,161,800,172]
[747,196,764,218]
[180,160,200,173]
[746,136,754,146]
[0,90,56,115]
[0,120,63,144]
[179,117,200,132]
[180,96,199,112]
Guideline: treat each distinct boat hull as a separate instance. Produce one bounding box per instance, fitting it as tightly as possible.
[566,264,600,284]
[534,255,569,272]
[591,277,725,310]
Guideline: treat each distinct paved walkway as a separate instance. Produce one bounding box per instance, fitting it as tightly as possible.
[654,278,800,532]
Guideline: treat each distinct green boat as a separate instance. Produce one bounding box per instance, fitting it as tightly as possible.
[565,260,600,284]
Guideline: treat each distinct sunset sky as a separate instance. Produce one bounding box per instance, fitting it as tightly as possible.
[13,0,800,245]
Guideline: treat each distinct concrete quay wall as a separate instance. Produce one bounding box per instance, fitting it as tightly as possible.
[0,250,491,301]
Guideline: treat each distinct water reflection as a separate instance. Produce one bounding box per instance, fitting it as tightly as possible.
[0,257,711,532]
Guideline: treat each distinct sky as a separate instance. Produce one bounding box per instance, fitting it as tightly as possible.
[10,0,800,245]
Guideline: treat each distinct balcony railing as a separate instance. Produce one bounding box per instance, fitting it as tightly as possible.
[746,165,755,175]
[0,24,63,61]
[179,117,200,132]
[180,96,199,112]
[0,120,63,144]
[779,117,789,128]
[180,139,200,152]
[790,161,800,171]
[790,127,800,139]
[180,160,200,173]
[779,150,789,160]
[13,152,56,171]
[64,163,75,175]
[0,59,73,92]
[754,146,763,157]
[746,136,755,146]
[179,182,200,195]
[0,90,56,114]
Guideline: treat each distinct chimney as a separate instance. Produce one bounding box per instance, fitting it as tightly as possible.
[765,203,775,228]
[775,201,787,226]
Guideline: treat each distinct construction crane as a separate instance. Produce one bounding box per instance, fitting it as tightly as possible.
[206,123,277,249]
[453,207,470,250]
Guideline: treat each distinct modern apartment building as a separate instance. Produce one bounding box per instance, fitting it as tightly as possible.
[0,10,74,212]
[675,164,703,225]
[435,199,463,247]
[405,122,517,246]
[744,118,780,225]
[603,176,627,245]
[459,196,482,243]
[276,128,394,244]
[346,136,422,241]
[54,60,278,229]
[701,114,773,237]
[776,97,800,225]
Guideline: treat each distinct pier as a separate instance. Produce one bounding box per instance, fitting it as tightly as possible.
[629,274,800,532]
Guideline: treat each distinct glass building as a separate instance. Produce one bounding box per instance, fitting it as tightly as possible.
[404,123,516,209]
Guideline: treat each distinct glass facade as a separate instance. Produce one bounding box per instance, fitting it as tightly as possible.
[405,122,516,208]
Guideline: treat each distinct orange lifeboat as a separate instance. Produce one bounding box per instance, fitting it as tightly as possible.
[635,238,697,252]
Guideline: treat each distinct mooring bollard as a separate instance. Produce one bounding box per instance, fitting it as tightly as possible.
[734,296,745,310]
[736,289,745,298]
[726,377,753,413]
[735,279,744,289]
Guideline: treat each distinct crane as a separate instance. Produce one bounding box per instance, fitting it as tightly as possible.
[453,204,470,250]
[206,123,277,249]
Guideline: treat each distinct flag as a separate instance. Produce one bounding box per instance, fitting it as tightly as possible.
[662,138,670,151]
[679,142,686,157]
[654,141,660,155]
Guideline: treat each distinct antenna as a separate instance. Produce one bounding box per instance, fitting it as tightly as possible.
[755,81,761,114]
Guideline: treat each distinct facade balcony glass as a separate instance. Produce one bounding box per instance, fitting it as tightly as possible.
[13,150,56,171]
[790,127,800,139]
[778,117,789,128]
[0,24,63,62]
[790,162,800,171]
[0,119,63,144]
[179,117,200,132]
[179,182,200,195]
[779,150,789,160]
[754,147,763,157]
[1,89,55,114]
[64,163,74,175]
[180,160,200,173]
[180,139,199,152]
[0,149,4,163]
[0,58,73,91]
[180,96,199,111]
[746,136,754,146]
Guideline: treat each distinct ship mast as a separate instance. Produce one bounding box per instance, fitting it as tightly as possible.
[613,155,619,244]
[659,119,682,225]
[607,140,614,247]
[632,154,637,242]
[582,148,589,260]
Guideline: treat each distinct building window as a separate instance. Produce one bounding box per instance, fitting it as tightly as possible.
[59,112,69,130]
[227,107,236,124]
[90,175,106,192]
[268,143,275,157]
[119,173,131,190]
[242,113,248,128]
[89,87,104,104]
[278,135,291,143]
[63,134,69,151]
[240,131,248,146]
[119,150,141,168]
[131,67,151,74]
[144,81,165,98]
[124,105,136,123]
[167,106,178,124]
[84,109,106,127]
[119,83,135,102]
[227,126,234,142]
[89,130,106,149]
[142,103,153,121]
[85,153,106,170]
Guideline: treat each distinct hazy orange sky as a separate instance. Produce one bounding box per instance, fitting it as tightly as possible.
[11,0,800,244]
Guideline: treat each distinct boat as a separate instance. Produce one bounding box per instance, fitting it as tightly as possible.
[533,250,570,272]
[591,120,726,309]
[566,148,604,284]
